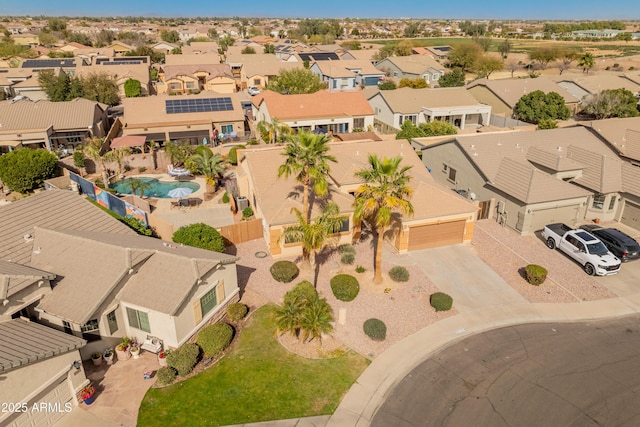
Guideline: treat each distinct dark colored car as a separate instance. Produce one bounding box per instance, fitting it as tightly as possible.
[579,225,640,262]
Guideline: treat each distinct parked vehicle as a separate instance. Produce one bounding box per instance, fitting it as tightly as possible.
[247,86,261,96]
[542,223,621,276]
[579,225,640,262]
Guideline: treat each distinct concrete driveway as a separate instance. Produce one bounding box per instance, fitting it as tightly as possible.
[407,244,528,311]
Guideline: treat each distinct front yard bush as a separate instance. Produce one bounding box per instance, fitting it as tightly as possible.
[172,223,225,253]
[430,292,453,312]
[156,366,177,385]
[340,252,355,265]
[270,260,299,283]
[166,343,201,376]
[389,266,410,282]
[338,244,356,255]
[330,274,360,302]
[285,280,317,301]
[363,318,387,341]
[227,303,248,322]
[525,264,548,286]
[197,323,234,358]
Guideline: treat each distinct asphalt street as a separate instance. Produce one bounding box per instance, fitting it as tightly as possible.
[371,316,640,427]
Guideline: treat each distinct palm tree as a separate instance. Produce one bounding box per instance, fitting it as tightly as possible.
[185,149,226,193]
[273,296,305,339]
[257,118,292,144]
[83,137,110,186]
[578,52,595,74]
[148,140,158,171]
[164,140,195,167]
[354,154,414,284]
[298,294,334,345]
[129,178,152,198]
[103,146,132,174]
[280,202,347,271]
[278,131,337,223]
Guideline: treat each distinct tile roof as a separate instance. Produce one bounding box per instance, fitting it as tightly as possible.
[75,62,150,86]
[0,259,55,299]
[0,319,86,373]
[252,90,374,121]
[526,146,584,172]
[164,53,221,66]
[0,98,106,132]
[622,162,640,197]
[161,64,233,81]
[566,145,623,193]
[242,60,302,78]
[551,74,640,95]
[466,77,579,108]
[369,86,487,114]
[583,117,640,162]
[376,55,445,75]
[0,190,135,265]
[312,59,383,78]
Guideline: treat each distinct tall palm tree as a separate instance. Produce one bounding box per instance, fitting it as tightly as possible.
[185,149,226,193]
[164,140,195,167]
[103,146,132,174]
[280,202,347,270]
[278,131,337,223]
[257,118,292,144]
[578,52,595,74]
[83,137,109,186]
[129,178,152,198]
[298,294,334,345]
[354,154,414,284]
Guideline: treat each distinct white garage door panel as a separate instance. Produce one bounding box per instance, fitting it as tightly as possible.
[529,205,579,233]
[10,378,71,427]
[621,202,640,230]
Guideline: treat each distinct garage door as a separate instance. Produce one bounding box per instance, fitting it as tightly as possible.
[529,205,579,233]
[408,220,465,250]
[621,201,640,230]
[9,377,71,427]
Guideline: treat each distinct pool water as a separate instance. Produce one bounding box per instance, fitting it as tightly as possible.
[110,177,200,198]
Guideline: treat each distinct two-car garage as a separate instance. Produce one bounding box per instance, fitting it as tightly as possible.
[407,220,467,251]
[621,201,640,230]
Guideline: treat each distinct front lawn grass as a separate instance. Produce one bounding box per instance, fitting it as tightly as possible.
[137,305,370,427]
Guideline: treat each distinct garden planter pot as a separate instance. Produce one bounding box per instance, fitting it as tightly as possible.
[91,355,102,366]
[115,347,130,361]
[83,395,95,405]
[103,350,114,365]
[131,347,141,359]
[158,355,167,366]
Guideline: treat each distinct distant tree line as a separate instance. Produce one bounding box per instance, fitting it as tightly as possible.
[543,21,625,34]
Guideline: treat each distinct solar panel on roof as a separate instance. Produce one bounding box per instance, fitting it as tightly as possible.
[21,59,76,68]
[103,61,142,66]
[165,97,234,114]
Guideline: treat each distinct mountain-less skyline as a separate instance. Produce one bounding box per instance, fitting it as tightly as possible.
[2,0,639,20]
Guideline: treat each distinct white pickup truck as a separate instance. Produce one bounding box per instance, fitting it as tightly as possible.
[542,223,621,276]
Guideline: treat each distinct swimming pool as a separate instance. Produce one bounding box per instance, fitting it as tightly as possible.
[110,177,200,198]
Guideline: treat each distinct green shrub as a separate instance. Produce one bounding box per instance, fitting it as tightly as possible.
[120,216,155,237]
[222,192,230,203]
[355,265,366,273]
[166,343,201,376]
[285,280,317,302]
[172,223,225,253]
[338,244,356,255]
[340,252,355,265]
[227,303,248,321]
[270,260,299,283]
[227,145,246,165]
[330,274,360,302]
[363,318,386,341]
[156,366,177,385]
[73,150,85,170]
[0,148,58,193]
[389,266,410,282]
[197,323,234,358]
[525,264,548,286]
[124,164,132,172]
[430,292,453,312]
[138,166,147,173]
[242,206,254,219]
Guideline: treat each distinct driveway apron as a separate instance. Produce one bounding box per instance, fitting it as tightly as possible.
[408,244,528,311]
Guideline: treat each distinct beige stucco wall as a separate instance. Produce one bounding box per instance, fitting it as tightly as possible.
[204,77,235,94]
[0,282,51,320]
[368,93,396,129]
[584,192,620,222]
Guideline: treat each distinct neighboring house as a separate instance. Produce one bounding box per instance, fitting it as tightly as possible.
[20,58,82,75]
[0,98,108,154]
[411,46,453,60]
[374,56,446,85]
[11,32,39,47]
[181,42,219,55]
[121,91,247,144]
[0,319,87,427]
[157,63,236,95]
[0,189,240,356]
[415,126,629,234]
[164,53,221,66]
[252,90,374,134]
[367,86,492,131]
[0,68,39,99]
[241,59,303,89]
[108,41,135,56]
[72,47,114,63]
[466,77,580,117]
[236,140,477,256]
[310,59,385,91]
[152,41,179,55]
[58,42,91,53]
[550,74,640,101]
[75,60,151,97]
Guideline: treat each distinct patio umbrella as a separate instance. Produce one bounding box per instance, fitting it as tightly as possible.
[168,167,192,177]
[167,187,194,198]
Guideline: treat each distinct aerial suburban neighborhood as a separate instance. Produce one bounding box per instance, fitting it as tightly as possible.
[2,10,640,427]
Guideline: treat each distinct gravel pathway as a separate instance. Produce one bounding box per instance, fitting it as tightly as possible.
[472,221,616,303]
[231,237,456,359]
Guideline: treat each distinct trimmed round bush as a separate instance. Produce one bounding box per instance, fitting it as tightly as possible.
[389,266,410,282]
[227,303,248,322]
[270,260,299,283]
[285,280,317,302]
[340,252,355,265]
[525,264,548,286]
[330,274,360,302]
[430,292,453,312]
[338,244,356,255]
[172,223,225,253]
[156,366,177,385]
[197,323,234,358]
[363,318,387,341]
[166,343,201,376]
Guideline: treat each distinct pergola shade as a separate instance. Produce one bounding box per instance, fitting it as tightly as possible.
[110,135,147,149]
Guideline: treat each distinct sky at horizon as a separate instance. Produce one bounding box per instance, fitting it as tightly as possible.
[2,0,640,21]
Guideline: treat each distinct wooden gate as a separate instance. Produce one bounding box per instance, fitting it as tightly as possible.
[218,218,263,244]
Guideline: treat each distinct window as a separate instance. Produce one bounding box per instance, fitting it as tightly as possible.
[608,196,616,211]
[393,71,399,78]
[107,310,118,335]
[221,124,233,134]
[81,319,101,342]
[353,118,365,129]
[62,320,73,335]
[399,115,417,126]
[185,82,195,89]
[169,83,180,90]
[442,164,448,172]
[448,167,457,183]
[253,78,260,85]
[200,287,218,317]
[592,194,606,210]
[126,307,150,333]
[338,218,350,233]
[341,78,349,87]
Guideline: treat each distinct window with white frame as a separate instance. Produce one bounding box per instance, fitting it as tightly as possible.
[81,319,101,341]
[592,194,606,210]
[107,310,118,335]
[185,81,195,89]
[608,196,616,211]
[169,83,180,90]
[399,115,417,127]
[353,118,365,129]
[126,307,151,333]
